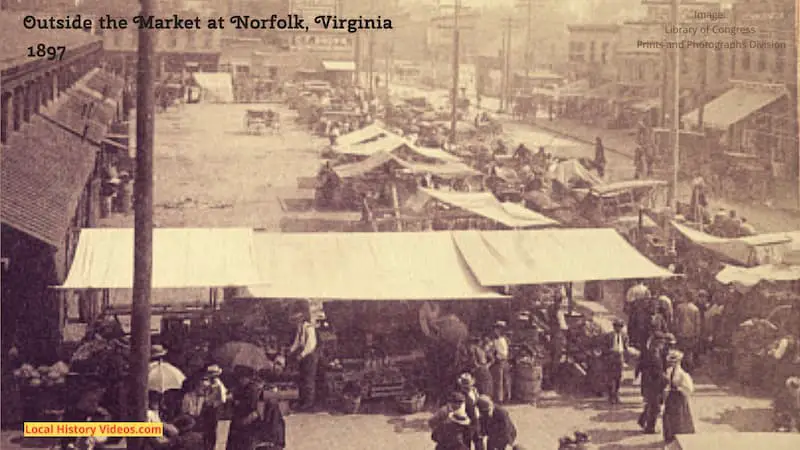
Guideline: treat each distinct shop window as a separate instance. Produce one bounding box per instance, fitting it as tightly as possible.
[186,31,195,48]
[169,32,178,48]
[601,42,609,64]
[716,48,724,78]
[113,32,123,47]
[204,33,214,48]
[589,41,596,62]
[741,50,750,71]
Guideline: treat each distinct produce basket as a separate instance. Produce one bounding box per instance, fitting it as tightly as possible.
[396,392,426,414]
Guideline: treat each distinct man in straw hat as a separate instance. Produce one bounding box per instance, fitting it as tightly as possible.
[432,409,472,450]
[202,365,227,450]
[288,306,318,411]
[603,318,630,404]
[477,395,517,450]
[489,321,511,404]
[457,373,484,450]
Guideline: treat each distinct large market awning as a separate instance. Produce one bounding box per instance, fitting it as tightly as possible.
[247,232,506,300]
[452,229,672,286]
[333,151,478,178]
[671,222,800,266]
[59,228,266,289]
[682,85,787,129]
[419,189,559,229]
[322,60,356,72]
[192,72,234,103]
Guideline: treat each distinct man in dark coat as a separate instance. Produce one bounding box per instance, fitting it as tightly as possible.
[636,333,673,434]
[476,395,516,450]
[594,137,606,177]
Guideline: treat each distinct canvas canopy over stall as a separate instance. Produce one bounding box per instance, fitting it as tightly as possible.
[246,231,505,300]
[672,222,800,266]
[58,228,265,290]
[332,127,462,164]
[452,228,672,286]
[332,151,479,179]
[416,189,559,229]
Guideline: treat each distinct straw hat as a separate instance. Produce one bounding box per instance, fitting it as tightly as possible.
[448,411,471,426]
[666,349,684,365]
[785,376,800,390]
[457,373,475,388]
[493,320,507,329]
[150,345,168,359]
[204,364,223,378]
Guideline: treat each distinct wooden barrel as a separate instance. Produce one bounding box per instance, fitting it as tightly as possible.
[513,361,542,403]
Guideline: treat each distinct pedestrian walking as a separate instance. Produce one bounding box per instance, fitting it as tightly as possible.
[603,319,629,404]
[467,336,494,397]
[476,395,517,450]
[662,350,696,443]
[288,308,319,411]
[594,137,606,178]
[673,296,702,373]
[636,333,672,434]
[489,322,511,404]
[203,365,227,450]
[457,373,484,450]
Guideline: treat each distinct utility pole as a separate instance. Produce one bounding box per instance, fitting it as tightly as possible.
[697,46,707,128]
[501,17,520,114]
[128,0,155,448]
[368,0,375,97]
[432,0,473,143]
[499,29,507,111]
[514,0,533,90]
[671,0,680,209]
[450,0,460,143]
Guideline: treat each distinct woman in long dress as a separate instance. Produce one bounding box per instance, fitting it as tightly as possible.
[662,350,696,443]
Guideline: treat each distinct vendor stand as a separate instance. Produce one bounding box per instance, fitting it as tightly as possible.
[32,228,268,423]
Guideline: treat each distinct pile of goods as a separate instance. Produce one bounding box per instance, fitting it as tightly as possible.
[732,318,781,390]
[13,361,70,388]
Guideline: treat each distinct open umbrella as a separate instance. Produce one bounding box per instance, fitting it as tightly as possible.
[212,342,270,372]
[148,361,186,393]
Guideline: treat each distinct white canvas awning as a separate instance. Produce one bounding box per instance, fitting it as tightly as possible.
[59,228,266,289]
[716,264,800,288]
[452,229,672,286]
[322,60,356,72]
[334,127,462,163]
[333,151,478,178]
[247,232,506,300]
[334,123,390,148]
[192,72,234,103]
[419,189,559,229]
[672,222,800,266]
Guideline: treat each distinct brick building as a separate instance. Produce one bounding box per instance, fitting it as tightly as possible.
[1,11,125,362]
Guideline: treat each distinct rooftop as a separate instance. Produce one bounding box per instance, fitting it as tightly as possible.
[0,11,101,73]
